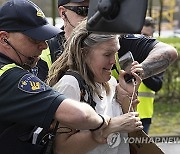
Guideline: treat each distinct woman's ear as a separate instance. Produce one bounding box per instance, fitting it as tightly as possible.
[58,6,66,19]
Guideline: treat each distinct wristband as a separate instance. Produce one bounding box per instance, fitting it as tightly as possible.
[90,114,105,131]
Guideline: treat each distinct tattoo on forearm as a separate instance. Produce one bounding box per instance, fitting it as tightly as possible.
[142,52,171,79]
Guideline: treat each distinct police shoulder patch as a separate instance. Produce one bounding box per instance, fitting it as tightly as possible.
[18,74,46,93]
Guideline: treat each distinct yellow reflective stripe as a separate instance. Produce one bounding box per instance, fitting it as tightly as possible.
[40,47,52,68]
[137,82,155,119]
[137,98,154,119]
[111,69,119,80]
[138,92,155,98]
[115,52,121,71]
[0,63,21,76]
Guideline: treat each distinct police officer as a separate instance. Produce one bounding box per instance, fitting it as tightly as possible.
[137,17,164,134]
[141,16,156,37]
[0,1,110,153]
[36,0,89,81]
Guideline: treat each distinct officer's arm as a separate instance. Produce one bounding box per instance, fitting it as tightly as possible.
[143,72,164,92]
[141,42,178,79]
[55,98,109,130]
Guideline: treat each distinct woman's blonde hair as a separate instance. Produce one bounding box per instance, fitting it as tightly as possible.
[47,19,117,96]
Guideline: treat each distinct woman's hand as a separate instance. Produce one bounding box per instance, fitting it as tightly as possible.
[91,112,143,143]
[116,70,141,103]
[118,68,142,93]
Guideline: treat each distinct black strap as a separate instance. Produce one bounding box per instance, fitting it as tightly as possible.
[89,114,105,131]
[43,122,59,154]
[65,71,96,109]
[48,32,65,63]
[112,64,119,74]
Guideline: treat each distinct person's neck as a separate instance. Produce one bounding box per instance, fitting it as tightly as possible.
[0,52,16,64]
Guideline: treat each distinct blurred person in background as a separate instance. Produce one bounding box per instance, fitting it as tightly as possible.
[141,16,156,37]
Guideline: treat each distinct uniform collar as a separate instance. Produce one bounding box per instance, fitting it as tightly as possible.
[0,52,17,65]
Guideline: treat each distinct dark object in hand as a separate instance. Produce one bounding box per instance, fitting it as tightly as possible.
[124,73,136,83]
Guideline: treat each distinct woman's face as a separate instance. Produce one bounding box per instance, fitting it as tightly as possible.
[86,37,120,83]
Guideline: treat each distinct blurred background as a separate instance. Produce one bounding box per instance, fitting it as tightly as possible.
[0,0,179,137]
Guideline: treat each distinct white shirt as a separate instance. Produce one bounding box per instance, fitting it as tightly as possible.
[53,75,130,154]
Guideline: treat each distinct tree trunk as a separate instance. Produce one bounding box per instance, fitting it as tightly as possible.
[148,0,153,17]
[158,0,163,36]
[52,0,56,26]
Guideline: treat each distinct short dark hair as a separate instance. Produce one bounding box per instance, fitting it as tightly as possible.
[58,0,85,7]
[144,16,155,29]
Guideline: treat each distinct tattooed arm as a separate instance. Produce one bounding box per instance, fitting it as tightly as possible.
[140,42,178,79]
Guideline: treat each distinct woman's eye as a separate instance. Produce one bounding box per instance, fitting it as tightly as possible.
[104,52,111,56]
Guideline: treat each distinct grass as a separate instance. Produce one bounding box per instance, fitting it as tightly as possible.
[149,38,180,136]
[149,102,180,136]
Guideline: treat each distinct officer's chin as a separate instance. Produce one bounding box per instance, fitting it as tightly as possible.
[31,57,40,68]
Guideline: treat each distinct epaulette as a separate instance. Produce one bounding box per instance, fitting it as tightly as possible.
[122,34,143,39]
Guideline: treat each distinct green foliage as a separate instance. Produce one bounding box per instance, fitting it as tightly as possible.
[149,102,180,136]
[157,37,180,52]
[155,37,180,103]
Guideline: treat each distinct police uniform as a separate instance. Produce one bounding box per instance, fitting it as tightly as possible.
[137,72,164,133]
[36,31,65,81]
[112,34,158,78]
[0,53,65,153]
[0,0,65,153]
[112,34,164,134]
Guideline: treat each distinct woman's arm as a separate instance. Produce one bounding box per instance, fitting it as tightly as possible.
[54,76,108,154]
[54,125,103,154]
[92,112,143,140]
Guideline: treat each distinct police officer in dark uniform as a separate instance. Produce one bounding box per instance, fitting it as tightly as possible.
[36,0,89,81]
[0,1,110,153]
